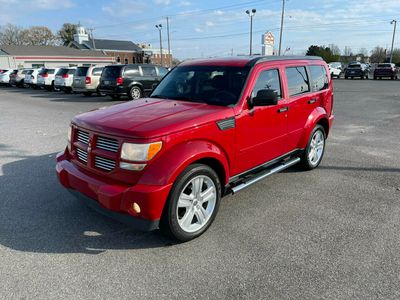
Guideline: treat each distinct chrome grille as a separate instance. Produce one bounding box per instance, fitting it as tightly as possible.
[77,130,89,145]
[76,148,88,163]
[96,136,119,153]
[95,156,116,171]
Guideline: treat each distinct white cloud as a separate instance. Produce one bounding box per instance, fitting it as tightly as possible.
[102,0,147,17]
[205,21,214,27]
[154,0,171,5]
[178,1,191,7]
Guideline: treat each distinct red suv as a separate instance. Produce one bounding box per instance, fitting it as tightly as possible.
[57,56,334,241]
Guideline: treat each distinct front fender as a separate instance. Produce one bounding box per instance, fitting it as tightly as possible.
[138,140,230,186]
[298,107,329,149]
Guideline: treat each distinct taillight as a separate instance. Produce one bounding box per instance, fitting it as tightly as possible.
[116,77,123,85]
[62,74,69,79]
[85,76,91,84]
[42,73,48,78]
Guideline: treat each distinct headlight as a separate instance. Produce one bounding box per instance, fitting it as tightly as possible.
[121,141,162,162]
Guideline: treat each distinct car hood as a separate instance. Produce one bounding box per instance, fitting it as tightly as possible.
[72,98,233,139]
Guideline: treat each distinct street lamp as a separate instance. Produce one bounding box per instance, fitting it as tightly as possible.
[390,20,397,63]
[246,9,256,56]
[155,24,163,66]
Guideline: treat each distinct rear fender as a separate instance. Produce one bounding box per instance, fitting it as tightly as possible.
[138,140,230,186]
[298,107,329,149]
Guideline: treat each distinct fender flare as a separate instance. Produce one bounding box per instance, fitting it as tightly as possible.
[298,107,330,149]
[138,140,230,186]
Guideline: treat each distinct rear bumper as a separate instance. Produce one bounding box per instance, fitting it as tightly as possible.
[56,151,172,231]
[73,87,97,93]
[99,85,127,96]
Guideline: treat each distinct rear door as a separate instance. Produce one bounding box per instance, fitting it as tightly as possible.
[234,65,289,174]
[100,66,122,91]
[139,65,157,92]
[285,64,321,150]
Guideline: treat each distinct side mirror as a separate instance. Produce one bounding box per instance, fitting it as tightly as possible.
[250,89,278,107]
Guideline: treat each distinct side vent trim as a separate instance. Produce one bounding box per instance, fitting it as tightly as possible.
[216,117,235,130]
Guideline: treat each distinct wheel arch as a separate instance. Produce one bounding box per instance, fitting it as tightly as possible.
[298,107,330,149]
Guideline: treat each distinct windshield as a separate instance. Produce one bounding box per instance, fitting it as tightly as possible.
[348,64,361,69]
[151,65,250,106]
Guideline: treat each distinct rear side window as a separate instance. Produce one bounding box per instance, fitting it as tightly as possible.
[56,69,68,75]
[285,66,310,96]
[124,66,139,77]
[92,68,103,76]
[141,66,157,76]
[47,69,55,74]
[309,65,328,92]
[252,69,282,99]
[102,66,122,78]
[67,69,76,75]
[75,67,89,76]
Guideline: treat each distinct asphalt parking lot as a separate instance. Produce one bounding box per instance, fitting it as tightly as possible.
[1,80,400,299]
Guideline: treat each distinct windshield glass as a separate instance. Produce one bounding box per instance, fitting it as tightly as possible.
[151,65,250,106]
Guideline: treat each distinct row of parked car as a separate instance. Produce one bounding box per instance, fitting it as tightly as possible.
[0,64,169,100]
[328,62,399,80]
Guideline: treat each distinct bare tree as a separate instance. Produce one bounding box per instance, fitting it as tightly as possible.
[370,46,387,63]
[328,44,341,56]
[344,46,352,56]
[0,23,23,45]
[20,26,57,46]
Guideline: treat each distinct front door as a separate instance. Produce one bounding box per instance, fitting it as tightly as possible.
[234,67,288,175]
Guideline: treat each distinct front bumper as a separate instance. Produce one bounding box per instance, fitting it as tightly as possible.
[56,151,172,231]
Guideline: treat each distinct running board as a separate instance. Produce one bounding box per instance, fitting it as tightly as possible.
[230,157,301,194]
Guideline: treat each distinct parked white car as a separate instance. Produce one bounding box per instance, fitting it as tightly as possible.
[25,68,43,89]
[0,69,15,85]
[328,63,342,78]
[37,68,60,91]
[54,67,76,93]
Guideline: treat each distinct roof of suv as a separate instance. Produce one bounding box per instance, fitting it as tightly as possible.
[179,56,323,67]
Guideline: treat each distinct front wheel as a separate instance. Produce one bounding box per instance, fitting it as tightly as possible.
[160,164,221,242]
[300,125,326,170]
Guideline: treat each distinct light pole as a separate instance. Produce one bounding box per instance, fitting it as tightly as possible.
[155,24,163,66]
[278,0,285,56]
[390,20,397,63]
[246,9,256,56]
[166,17,171,67]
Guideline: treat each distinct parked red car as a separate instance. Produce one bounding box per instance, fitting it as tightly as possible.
[57,56,334,241]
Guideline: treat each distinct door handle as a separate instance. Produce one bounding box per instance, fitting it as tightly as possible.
[308,98,317,104]
[277,106,289,113]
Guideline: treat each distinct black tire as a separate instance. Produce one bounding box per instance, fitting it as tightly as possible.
[361,75,364,80]
[83,92,92,97]
[110,94,120,100]
[96,87,106,97]
[300,125,326,170]
[51,81,55,91]
[160,164,222,242]
[64,87,72,94]
[129,86,142,100]
[374,76,377,80]
[345,76,348,79]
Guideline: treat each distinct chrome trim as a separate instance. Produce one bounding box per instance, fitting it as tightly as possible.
[77,130,89,145]
[231,157,301,194]
[95,156,116,171]
[96,136,119,152]
[229,149,301,183]
[76,148,88,163]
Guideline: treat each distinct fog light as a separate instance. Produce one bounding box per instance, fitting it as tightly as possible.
[120,162,146,171]
[132,202,141,214]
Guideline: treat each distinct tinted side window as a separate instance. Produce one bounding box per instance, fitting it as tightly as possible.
[67,69,76,75]
[124,66,140,77]
[158,67,168,77]
[92,68,103,76]
[76,67,89,76]
[141,66,157,76]
[309,65,328,91]
[285,66,310,96]
[252,69,282,99]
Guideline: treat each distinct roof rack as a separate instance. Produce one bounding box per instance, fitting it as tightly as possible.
[246,55,323,66]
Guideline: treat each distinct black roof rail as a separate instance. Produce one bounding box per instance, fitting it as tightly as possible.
[246,55,323,66]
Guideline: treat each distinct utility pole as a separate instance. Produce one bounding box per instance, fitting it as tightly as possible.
[246,9,256,56]
[390,20,397,63]
[88,28,96,50]
[155,24,163,66]
[278,0,285,56]
[166,17,171,67]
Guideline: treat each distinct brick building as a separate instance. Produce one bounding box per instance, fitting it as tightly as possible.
[139,43,173,67]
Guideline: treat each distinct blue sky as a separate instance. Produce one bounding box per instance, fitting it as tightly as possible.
[0,0,399,59]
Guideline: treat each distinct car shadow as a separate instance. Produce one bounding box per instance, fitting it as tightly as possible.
[0,151,174,254]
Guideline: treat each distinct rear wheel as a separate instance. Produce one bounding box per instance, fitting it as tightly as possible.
[129,86,142,100]
[300,125,326,170]
[160,164,221,242]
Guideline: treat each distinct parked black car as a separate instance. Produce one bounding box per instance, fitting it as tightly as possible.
[373,63,398,80]
[344,63,369,79]
[98,64,168,100]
